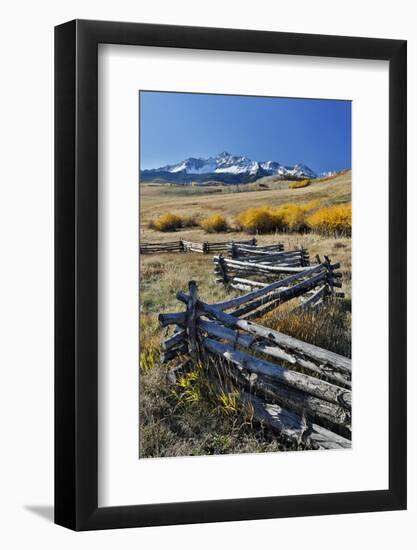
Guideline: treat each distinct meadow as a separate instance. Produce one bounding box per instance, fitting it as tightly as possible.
[139,171,352,458]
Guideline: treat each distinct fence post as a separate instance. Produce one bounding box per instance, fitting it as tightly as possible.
[186,280,200,362]
[300,246,309,267]
[203,242,209,254]
[323,255,334,295]
[217,254,229,284]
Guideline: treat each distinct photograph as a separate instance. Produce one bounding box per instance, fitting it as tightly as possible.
[0,0,410,541]
[139,91,352,458]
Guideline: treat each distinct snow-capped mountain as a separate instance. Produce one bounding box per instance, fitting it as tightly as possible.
[140,152,317,184]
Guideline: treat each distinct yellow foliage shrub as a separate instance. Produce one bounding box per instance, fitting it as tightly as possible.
[288,179,311,189]
[235,206,285,234]
[303,199,320,211]
[200,214,229,233]
[278,204,308,231]
[307,203,351,236]
[149,212,183,232]
[234,200,351,236]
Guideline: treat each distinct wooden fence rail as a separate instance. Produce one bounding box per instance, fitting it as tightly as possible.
[159,281,351,448]
[228,242,285,257]
[210,260,342,319]
[140,238,257,254]
[213,248,337,295]
[228,242,309,267]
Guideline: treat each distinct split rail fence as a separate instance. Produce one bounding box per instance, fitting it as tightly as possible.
[159,280,351,450]
[140,238,257,255]
[214,245,339,287]
[213,258,342,315]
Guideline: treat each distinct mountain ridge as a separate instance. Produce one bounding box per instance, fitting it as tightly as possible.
[140,152,319,184]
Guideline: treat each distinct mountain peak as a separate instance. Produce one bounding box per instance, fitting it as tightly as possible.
[141,153,318,184]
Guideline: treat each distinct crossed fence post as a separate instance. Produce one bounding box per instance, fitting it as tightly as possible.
[216,254,229,284]
[185,280,201,362]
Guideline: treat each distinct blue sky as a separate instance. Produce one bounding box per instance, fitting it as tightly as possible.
[139,91,351,174]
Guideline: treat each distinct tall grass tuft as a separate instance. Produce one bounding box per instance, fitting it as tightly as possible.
[261,301,351,358]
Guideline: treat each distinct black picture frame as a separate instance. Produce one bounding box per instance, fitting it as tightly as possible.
[55,19,407,531]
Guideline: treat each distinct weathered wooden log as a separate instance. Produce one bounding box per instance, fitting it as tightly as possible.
[236,248,304,259]
[330,280,343,288]
[232,369,351,438]
[293,285,327,312]
[231,277,268,288]
[158,311,186,327]
[215,254,229,283]
[140,245,178,248]
[222,265,312,277]
[161,329,186,351]
[140,243,180,246]
[185,281,199,362]
[210,264,325,311]
[203,338,351,408]
[230,242,282,252]
[197,319,350,388]
[218,239,256,246]
[160,343,189,364]
[140,247,181,253]
[240,392,351,450]
[233,249,296,259]
[229,283,253,292]
[198,319,297,365]
[142,239,256,254]
[231,271,328,318]
[223,257,310,273]
[141,245,181,248]
[240,254,306,267]
[214,261,301,275]
[200,302,351,375]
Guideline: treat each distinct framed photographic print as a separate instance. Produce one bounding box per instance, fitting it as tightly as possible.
[55,19,407,530]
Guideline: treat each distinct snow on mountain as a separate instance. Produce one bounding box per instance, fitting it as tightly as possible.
[141,152,318,183]
[319,170,337,178]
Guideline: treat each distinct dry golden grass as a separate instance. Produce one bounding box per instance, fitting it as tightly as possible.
[138,171,352,458]
[140,170,351,241]
[139,232,351,458]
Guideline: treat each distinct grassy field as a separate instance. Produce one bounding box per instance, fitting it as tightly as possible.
[139,171,352,458]
[140,170,351,241]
